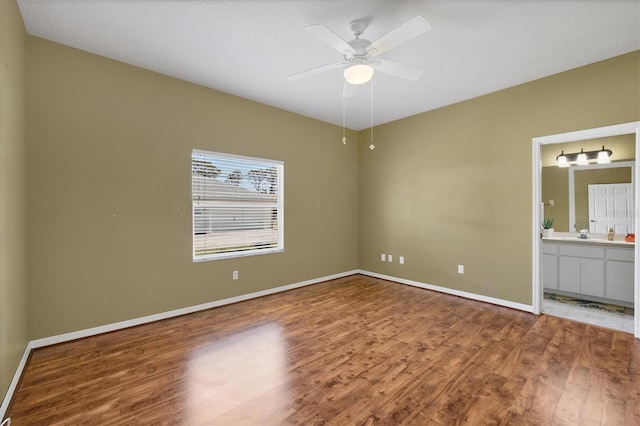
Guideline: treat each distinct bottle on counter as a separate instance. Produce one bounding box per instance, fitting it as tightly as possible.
[608,227,615,241]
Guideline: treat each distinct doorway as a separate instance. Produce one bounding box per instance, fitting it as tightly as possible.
[532,122,640,338]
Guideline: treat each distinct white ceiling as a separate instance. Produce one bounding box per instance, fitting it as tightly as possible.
[17,0,640,130]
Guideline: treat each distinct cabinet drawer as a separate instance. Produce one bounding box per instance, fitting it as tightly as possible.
[606,248,634,262]
[559,245,604,259]
[542,243,558,255]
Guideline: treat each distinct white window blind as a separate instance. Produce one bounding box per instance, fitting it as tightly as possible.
[192,149,283,261]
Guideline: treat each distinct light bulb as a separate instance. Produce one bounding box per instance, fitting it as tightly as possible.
[556,152,569,168]
[597,147,610,164]
[344,62,374,85]
[576,149,589,166]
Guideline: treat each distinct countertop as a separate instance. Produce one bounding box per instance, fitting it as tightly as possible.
[542,232,634,248]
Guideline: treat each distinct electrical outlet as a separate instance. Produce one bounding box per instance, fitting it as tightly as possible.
[381,254,386,261]
[549,199,554,207]
[458,265,464,274]
[399,256,405,264]
[233,270,238,280]
[388,254,393,262]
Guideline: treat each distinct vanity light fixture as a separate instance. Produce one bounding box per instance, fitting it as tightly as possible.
[556,146,613,167]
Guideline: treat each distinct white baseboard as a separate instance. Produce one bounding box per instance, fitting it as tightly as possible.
[0,342,32,422]
[0,269,358,419]
[358,270,535,313]
[1,268,534,420]
[30,269,360,349]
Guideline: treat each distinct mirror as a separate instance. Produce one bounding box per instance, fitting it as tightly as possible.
[541,134,635,232]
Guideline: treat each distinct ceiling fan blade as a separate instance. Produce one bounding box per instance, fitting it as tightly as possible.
[343,81,357,98]
[373,59,424,81]
[306,24,354,54]
[366,16,431,56]
[287,62,346,81]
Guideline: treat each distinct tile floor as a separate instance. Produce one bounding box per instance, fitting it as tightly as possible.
[543,299,635,333]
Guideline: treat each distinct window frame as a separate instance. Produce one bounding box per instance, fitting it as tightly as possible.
[192,149,284,262]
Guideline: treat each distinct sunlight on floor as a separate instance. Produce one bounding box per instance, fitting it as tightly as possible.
[185,322,291,425]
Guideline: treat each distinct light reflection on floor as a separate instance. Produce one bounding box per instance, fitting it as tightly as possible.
[185,322,291,425]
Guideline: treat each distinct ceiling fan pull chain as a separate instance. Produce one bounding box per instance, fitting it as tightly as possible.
[369,79,375,150]
[342,95,347,145]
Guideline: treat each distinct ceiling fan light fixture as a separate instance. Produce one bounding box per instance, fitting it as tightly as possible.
[344,62,374,85]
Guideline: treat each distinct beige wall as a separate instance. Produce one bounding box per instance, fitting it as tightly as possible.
[26,37,359,339]
[4,9,640,391]
[0,0,28,400]
[541,167,570,231]
[359,51,639,305]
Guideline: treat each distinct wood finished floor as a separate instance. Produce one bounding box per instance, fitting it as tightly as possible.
[6,275,640,425]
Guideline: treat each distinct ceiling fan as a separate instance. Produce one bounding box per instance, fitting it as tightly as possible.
[287,16,431,97]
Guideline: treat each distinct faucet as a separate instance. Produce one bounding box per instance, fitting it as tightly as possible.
[579,229,589,239]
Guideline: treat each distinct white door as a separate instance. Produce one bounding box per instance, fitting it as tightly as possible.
[588,183,633,234]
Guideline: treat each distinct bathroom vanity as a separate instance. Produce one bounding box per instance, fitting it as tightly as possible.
[542,235,634,307]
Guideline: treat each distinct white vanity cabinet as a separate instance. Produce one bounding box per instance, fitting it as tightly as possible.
[559,244,605,297]
[606,248,634,302]
[542,241,634,306]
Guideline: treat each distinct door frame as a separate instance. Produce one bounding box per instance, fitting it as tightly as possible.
[532,121,640,338]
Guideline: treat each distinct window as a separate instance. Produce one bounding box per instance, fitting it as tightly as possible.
[192,149,283,261]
